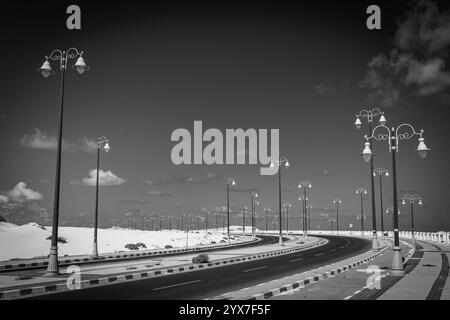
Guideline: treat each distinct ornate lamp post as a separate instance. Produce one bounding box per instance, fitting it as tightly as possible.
[332,199,342,233]
[251,191,258,237]
[362,120,430,276]
[329,217,336,231]
[227,178,236,244]
[264,208,271,233]
[283,203,292,234]
[242,206,248,236]
[355,188,367,233]
[306,204,313,230]
[355,108,385,251]
[298,181,312,239]
[374,168,389,236]
[402,194,422,242]
[38,48,89,276]
[270,157,290,245]
[92,137,110,257]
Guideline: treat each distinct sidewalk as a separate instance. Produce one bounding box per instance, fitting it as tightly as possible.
[379,241,450,300]
[269,239,412,300]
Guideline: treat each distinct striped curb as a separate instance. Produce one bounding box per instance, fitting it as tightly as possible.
[0,236,260,273]
[0,237,327,300]
[238,243,392,300]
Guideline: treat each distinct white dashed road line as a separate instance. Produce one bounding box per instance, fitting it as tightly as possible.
[152,280,201,291]
[242,266,268,273]
[289,258,304,262]
[314,253,325,256]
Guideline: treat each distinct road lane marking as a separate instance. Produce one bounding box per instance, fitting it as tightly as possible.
[242,266,267,273]
[330,249,336,252]
[314,253,325,256]
[289,258,304,262]
[152,280,201,291]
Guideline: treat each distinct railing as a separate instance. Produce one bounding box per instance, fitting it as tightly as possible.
[247,229,450,245]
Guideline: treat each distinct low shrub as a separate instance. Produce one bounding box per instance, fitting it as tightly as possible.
[192,253,209,264]
[210,241,216,244]
[46,236,67,244]
[164,245,173,249]
[124,243,139,251]
[136,242,147,249]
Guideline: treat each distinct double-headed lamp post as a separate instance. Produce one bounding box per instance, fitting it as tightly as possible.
[355,188,367,233]
[283,203,292,234]
[373,168,389,236]
[402,194,422,242]
[329,217,336,231]
[227,178,236,244]
[362,119,430,276]
[92,137,111,257]
[264,208,271,233]
[270,157,290,245]
[355,108,385,251]
[298,181,312,240]
[332,199,342,233]
[251,191,258,237]
[39,48,89,276]
[306,205,313,230]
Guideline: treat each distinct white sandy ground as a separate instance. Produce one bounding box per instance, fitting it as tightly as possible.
[0,222,252,261]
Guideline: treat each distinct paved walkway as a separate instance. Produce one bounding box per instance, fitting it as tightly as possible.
[270,239,411,300]
[269,239,450,300]
[379,241,450,300]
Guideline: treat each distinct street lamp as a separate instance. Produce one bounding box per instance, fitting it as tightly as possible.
[356,214,367,231]
[374,168,389,236]
[306,205,313,230]
[283,203,292,234]
[362,121,430,276]
[39,48,89,276]
[270,157,290,245]
[298,181,312,239]
[355,108,385,252]
[355,188,367,233]
[227,178,236,244]
[251,191,258,237]
[329,217,336,231]
[402,194,422,242]
[242,206,248,236]
[92,136,110,257]
[332,199,342,233]
[264,208,271,233]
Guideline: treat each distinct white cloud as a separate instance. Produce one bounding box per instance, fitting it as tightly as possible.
[76,169,126,186]
[6,182,43,202]
[20,129,97,153]
[360,1,450,106]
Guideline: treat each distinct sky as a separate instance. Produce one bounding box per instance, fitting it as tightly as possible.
[0,0,450,232]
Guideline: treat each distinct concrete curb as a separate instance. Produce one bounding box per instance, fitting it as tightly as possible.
[0,237,327,300]
[240,242,391,300]
[0,236,259,273]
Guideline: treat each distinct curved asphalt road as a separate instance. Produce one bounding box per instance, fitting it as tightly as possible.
[31,235,371,300]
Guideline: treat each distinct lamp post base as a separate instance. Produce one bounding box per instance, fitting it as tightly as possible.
[44,246,59,277]
[92,241,98,257]
[390,246,405,276]
[279,235,284,246]
[371,233,381,251]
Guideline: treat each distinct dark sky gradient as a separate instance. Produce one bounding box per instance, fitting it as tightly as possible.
[0,1,449,231]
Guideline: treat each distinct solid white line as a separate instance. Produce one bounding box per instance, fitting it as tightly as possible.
[314,253,325,256]
[344,296,352,300]
[152,280,201,291]
[289,258,304,262]
[242,266,268,273]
